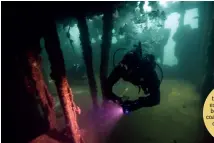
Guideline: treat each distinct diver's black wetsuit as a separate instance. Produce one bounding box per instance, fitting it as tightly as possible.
[106,44,160,108]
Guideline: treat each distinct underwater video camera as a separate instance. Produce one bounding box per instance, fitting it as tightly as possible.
[110,42,163,114]
[119,94,160,114]
[120,98,144,114]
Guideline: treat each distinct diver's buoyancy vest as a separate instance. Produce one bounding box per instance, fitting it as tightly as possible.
[120,52,158,88]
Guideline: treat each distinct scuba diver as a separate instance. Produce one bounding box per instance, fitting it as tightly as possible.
[105,42,163,113]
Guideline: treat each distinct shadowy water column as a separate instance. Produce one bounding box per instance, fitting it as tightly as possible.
[77,15,99,109]
[43,20,84,143]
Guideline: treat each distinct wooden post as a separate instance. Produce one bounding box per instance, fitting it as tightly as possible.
[100,9,114,100]
[43,20,84,143]
[27,51,57,130]
[77,15,99,109]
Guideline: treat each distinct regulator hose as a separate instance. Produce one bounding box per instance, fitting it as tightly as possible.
[113,48,128,67]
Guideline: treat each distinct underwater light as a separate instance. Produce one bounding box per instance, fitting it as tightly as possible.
[119,35,125,39]
[107,96,143,115]
[124,109,129,114]
[69,24,80,46]
[143,0,152,13]
[158,0,179,8]
[112,36,118,44]
[184,8,199,29]
[110,93,159,115]
[98,35,102,40]
[119,100,142,114]
[91,38,96,44]
[112,29,116,34]
[159,0,168,8]
[163,12,180,67]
